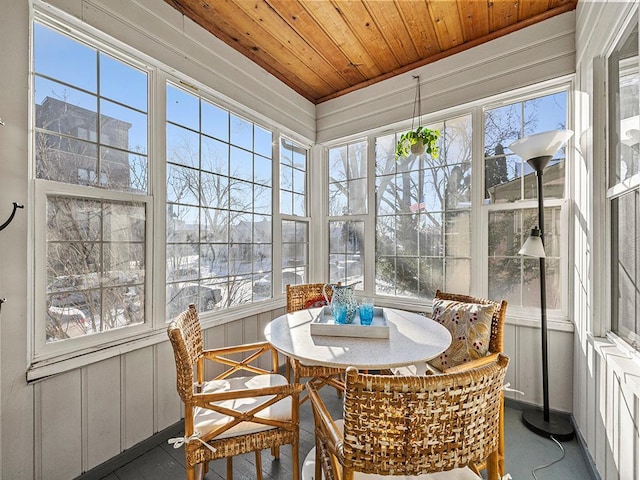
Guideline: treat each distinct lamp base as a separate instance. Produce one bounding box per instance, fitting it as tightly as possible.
[522,408,574,441]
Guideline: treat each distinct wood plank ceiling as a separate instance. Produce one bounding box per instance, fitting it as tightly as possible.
[165,0,578,104]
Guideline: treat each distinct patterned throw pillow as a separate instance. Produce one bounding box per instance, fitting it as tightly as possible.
[304,295,330,310]
[429,298,496,371]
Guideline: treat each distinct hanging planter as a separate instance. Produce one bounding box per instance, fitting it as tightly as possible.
[395,75,440,160]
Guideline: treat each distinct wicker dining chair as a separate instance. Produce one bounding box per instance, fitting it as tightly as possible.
[167,304,303,480]
[431,289,508,477]
[305,354,509,480]
[285,283,345,404]
[389,289,508,476]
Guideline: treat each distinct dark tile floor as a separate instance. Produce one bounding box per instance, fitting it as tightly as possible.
[96,390,596,480]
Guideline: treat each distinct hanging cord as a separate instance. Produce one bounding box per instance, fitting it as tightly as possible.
[411,75,421,130]
[531,435,566,479]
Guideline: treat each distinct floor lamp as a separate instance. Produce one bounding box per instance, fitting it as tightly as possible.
[509,129,575,441]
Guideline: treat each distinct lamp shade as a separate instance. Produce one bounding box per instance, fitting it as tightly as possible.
[509,129,574,160]
[518,228,546,258]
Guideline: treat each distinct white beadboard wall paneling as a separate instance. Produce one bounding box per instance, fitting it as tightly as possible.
[550,327,575,412]
[618,375,637,480]
[36,370,82,480]
[85,356,121,471]
[154,340,182,432]
[42,0,316,141]
[502,323,518,402]
[572,1,640,479]
[593,340,606,478]
[244,313,260,345]
[0,1,31,479]
[122,347,154,449]
[517,325,543,406]
[204,323,226,381]
[316,11,575,144]
[258,310,276,372]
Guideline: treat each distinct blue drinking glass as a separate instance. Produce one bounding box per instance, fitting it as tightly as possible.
[359,299,374,325]
[333,303,348,324]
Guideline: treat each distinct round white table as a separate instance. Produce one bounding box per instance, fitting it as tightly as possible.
[264,307,451,370]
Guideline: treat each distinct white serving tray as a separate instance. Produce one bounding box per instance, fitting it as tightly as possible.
[309,306,389,338]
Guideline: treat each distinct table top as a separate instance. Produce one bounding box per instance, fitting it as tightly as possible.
[264,307,452,370]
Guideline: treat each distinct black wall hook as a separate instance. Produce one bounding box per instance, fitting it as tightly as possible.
[0,202,24,232]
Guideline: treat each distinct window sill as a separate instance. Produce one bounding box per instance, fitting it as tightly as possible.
[505,311,575,332]
[27,298,287,383]
[594,334,640,398]
[374,297,575,333]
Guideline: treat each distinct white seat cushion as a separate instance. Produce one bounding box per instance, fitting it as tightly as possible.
[303,446,481,480]
[391,362,439,376]
[195,373,291,440]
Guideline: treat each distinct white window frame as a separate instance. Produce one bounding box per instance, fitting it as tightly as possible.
[29,11,157,379]
[321,78,574,323]
[481,83,573,322]
[27,6,310,381]
[325,138,368,292]
[604,8,640,353]
[279,135,311,292]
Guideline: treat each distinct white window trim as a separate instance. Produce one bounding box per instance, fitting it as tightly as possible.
[601,7,640,344]
[27,5,312,382]
[30,181,155,375]
[29,9,158,378]
[321,79,575,325]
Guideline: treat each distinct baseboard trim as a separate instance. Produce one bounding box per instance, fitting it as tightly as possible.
[73,421,183,480]
[505,398,601,480]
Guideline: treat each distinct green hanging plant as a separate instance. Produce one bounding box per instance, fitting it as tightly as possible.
[395,75,441,160]
[395,126,440,159]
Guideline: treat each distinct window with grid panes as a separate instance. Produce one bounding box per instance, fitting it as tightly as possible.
[327,140,367,289]
[374,115,472,299]
[165,83,273,315]
[608,16,640,350]
[280,138,309,294]
[33,19,149,350]
[484,90,568,311]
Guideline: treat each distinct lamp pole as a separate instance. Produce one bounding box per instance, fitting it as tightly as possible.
[521,154,574,441]
[531,155,550,423]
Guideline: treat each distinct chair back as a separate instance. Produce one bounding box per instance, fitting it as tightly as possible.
[435,289,507,354]
[286,283,335,313]
[167,304,203,404]
[337,354,508,476]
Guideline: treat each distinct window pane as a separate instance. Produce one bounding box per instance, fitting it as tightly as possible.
[100,100,147,153]
[254,125,273,158]
[280,139,307,217]
[484,91,567,203]
[610,22,640,186]
[46,196,145,343]
[280,139,308,296]
[230,114,252,150]
[35,21,149,349]
[100,53,147,111]
[280,220,309,296]
[202,100,229,141]
[167,124,199,168]
[167,84,199,130]
[202,137,229,175]
[34,22,96,92]
[329,221,364,289]
[487,207,559,309]
[612,191,640,347]
[328,140,367,217]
